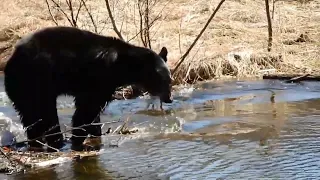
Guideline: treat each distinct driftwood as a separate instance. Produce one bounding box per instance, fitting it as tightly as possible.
[263,73,320,82]
[284,74,310,83]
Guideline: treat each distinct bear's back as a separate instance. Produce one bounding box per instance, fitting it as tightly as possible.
[16,26,102,51]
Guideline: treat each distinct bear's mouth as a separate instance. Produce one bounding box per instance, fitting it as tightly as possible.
[135,84,173,103]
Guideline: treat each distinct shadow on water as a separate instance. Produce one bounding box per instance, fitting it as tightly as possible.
[1,76,320,179]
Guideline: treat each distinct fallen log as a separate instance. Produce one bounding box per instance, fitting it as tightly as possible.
[284,74,310,83]
[263,74,320,82]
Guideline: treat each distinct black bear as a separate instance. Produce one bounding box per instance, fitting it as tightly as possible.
[4,26,173,151]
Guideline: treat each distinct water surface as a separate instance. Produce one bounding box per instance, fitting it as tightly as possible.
[1,76,320,179]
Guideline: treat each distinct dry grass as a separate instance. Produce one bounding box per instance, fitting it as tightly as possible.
[0,0,319,84]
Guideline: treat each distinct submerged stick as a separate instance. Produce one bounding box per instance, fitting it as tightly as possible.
[35,140,60,152]
[267,90,276,103]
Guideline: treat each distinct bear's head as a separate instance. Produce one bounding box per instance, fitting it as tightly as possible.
[100,45,173,104]
[141,47,173,104]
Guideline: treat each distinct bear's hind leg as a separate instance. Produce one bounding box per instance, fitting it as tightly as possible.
[12,94,63,152]
[5,53,63,151]
[41,98,64,152]
[12,99,47,151]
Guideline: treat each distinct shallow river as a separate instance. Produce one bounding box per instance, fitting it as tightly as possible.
[1,75,320,179]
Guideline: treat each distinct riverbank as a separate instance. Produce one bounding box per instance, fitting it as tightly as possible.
[0,0,319,85]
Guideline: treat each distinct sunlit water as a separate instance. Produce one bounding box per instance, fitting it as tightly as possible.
[1,75,320,179]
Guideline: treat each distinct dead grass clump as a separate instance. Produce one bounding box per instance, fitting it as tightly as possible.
[282,33,313,45]
[229,11,262,23]
[172,50,284,84]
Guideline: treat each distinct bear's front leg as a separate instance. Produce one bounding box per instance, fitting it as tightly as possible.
[71,95,107,151]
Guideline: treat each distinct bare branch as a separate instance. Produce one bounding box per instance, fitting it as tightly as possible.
[128,0,171,43]
[80,0,98,33]
[35,140,60,152]
[272,0,275,19]
[117,1,130,37]
[265,0,273,52]
[49,0,74,26]
[75,0,84,22]
[45,0,59,26]
[172,0,227,75]
[145,0,152,49]
[65,0,78,27]
[104,0,124,40]
[127,15,160,42]
[149,0,172,40]
[138,1,147,47]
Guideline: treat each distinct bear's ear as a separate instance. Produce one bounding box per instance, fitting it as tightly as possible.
[98,48,118,65]
[159,47,168,62]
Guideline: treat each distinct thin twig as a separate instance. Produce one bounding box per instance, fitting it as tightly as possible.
[104,0,124,40]
[172,0,227,75]
[3,120,122,148]
[50,0,74,26]
[265,0,273,52]
[45,0,59,25]
[272,0,275,20]
[35,140,60,152]
[25,119,43,131]
[128,0,171,43]
[127,15,160,42]
[149,0,172,40]
[138,0,147,47]
[80,0,98,33]
[75,0,84,22]
[145,0,152,49]
[117,1,130,36]
[66,0,78,27]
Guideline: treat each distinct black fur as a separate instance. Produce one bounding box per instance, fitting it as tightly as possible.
[4,26,173,151]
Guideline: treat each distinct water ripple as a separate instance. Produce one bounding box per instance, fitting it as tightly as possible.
[1,79,320,179]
